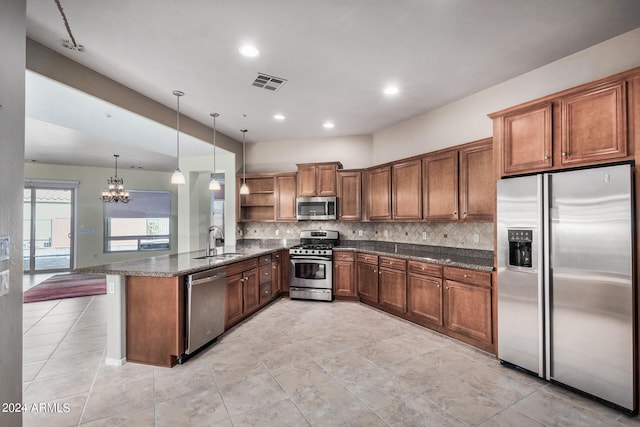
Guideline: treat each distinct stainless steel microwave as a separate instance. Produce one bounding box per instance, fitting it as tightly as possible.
[296,197,337,220]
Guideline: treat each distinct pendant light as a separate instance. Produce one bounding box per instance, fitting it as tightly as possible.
[209,112,221,191]
[100,154,130,203]
[239,129,250,195]
[170,90,186,185]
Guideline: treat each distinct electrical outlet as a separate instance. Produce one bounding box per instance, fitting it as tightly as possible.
[0,269,9,297]
[473,233,480,243]
[383,230,389,237]
[275,229,280,236]
[107,282,115,294]
[358,230,363,237]
[422,231,427,240]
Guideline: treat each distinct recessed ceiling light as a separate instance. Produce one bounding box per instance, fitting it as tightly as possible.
[383,85,399,95]
[323,121,335,129]
[273,114,286,120]
[239,45,260,58]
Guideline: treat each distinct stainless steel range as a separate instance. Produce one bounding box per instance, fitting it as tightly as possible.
[289,230,339,301]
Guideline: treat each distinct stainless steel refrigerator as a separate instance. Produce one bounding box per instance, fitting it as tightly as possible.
[497,163,636,413]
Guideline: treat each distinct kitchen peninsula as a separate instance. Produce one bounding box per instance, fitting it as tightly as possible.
[82,241,493,368]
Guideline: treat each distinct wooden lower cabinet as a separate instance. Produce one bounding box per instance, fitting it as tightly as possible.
[225,258,259,330]
[225,273,244,328]
[126,275,184,367]
[355,253,494,354]
[443,266,493,348]
[334,251,357,298]
[378,256,407,314]
[356,253,379,304]
[272,253,282,295]
[407,261,443,326]
[243,269,260,313]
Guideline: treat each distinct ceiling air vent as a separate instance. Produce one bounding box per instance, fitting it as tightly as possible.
[252,73,287,92]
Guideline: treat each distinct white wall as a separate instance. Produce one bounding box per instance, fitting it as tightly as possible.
[0,1,25,424]
[24,163,178,268]
[372,28,640,164]
[246,134,373,173]
[177,150,236,253]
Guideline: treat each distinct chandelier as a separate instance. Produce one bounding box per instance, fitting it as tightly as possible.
[101,154,130,203]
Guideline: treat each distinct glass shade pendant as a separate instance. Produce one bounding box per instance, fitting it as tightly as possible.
[209,112,221,191]
[101,154,130,203]
[171,90,186,185]
[239,129,250,195]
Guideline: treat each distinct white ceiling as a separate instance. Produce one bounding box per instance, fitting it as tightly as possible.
[25,0,640,170]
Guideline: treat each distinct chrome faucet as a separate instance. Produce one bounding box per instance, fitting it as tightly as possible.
[206,225,224,256]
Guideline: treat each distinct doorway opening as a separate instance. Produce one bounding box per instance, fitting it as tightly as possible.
[23,182,76,273]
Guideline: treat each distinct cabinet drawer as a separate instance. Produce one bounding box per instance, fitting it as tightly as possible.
[259,255,272,265]
[357,253,378,265]
[226,258,259,276]
[443,266,491,288]
[259,265,272,285]
[408,261,442,277]
[379,256,406,271]
[260,282,272,303]
[334,251,355,262]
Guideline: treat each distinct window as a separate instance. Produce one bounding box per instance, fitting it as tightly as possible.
[104,190,171,252]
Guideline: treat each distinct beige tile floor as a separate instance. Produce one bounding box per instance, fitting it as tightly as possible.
[22,295,640,426]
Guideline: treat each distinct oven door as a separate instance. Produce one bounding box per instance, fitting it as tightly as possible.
[290,256,333,289]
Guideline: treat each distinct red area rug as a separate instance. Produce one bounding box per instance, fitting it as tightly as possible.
[23,273,107,303]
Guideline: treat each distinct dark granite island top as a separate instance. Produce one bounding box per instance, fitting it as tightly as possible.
[77,246,284,278]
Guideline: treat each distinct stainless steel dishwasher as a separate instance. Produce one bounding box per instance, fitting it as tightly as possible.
[185,267,226,356]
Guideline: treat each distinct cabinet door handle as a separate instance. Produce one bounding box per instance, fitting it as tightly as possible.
[265,272,269,276]
[562,152,568,157]
[445,286,449,290]
[453,211,457,215]
[544,155,550,160]
[437,284,440,288]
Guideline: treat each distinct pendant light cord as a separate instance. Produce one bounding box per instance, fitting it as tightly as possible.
[54,0,79,49]
[241,130,247,184]
[176,95,180,165]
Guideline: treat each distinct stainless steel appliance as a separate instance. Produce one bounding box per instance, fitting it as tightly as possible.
[289,230,339,301]
[185,267,226,355]
[497,163,636,413]
[296,197,337,220]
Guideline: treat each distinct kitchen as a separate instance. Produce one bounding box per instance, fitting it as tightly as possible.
[4,1,640,426]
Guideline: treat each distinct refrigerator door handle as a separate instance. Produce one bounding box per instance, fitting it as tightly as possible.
[542,173,551,381]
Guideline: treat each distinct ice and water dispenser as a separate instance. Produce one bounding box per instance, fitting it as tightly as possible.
[508,229,533,268]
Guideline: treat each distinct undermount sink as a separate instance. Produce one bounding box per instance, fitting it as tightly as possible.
[193,253,243,260]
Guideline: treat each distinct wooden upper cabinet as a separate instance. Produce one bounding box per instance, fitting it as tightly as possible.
[275,173,297,221]
[459,139,493,222]
[337,170,362,221]
[392,159,422,220]
[491,71,635,177]
[365,165,392,220]
[423,150,459,221]
[296,162,342,197]
[559,81,627,165]
[501,102,553,175]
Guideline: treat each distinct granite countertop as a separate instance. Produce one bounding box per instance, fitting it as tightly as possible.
[77,246,282,278]
[78,240,494,278]
[334,242,495,272]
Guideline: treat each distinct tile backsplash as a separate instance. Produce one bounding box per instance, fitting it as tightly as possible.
[238,221,494,251]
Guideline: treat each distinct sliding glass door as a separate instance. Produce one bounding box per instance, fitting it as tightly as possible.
[23,186,75,273]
